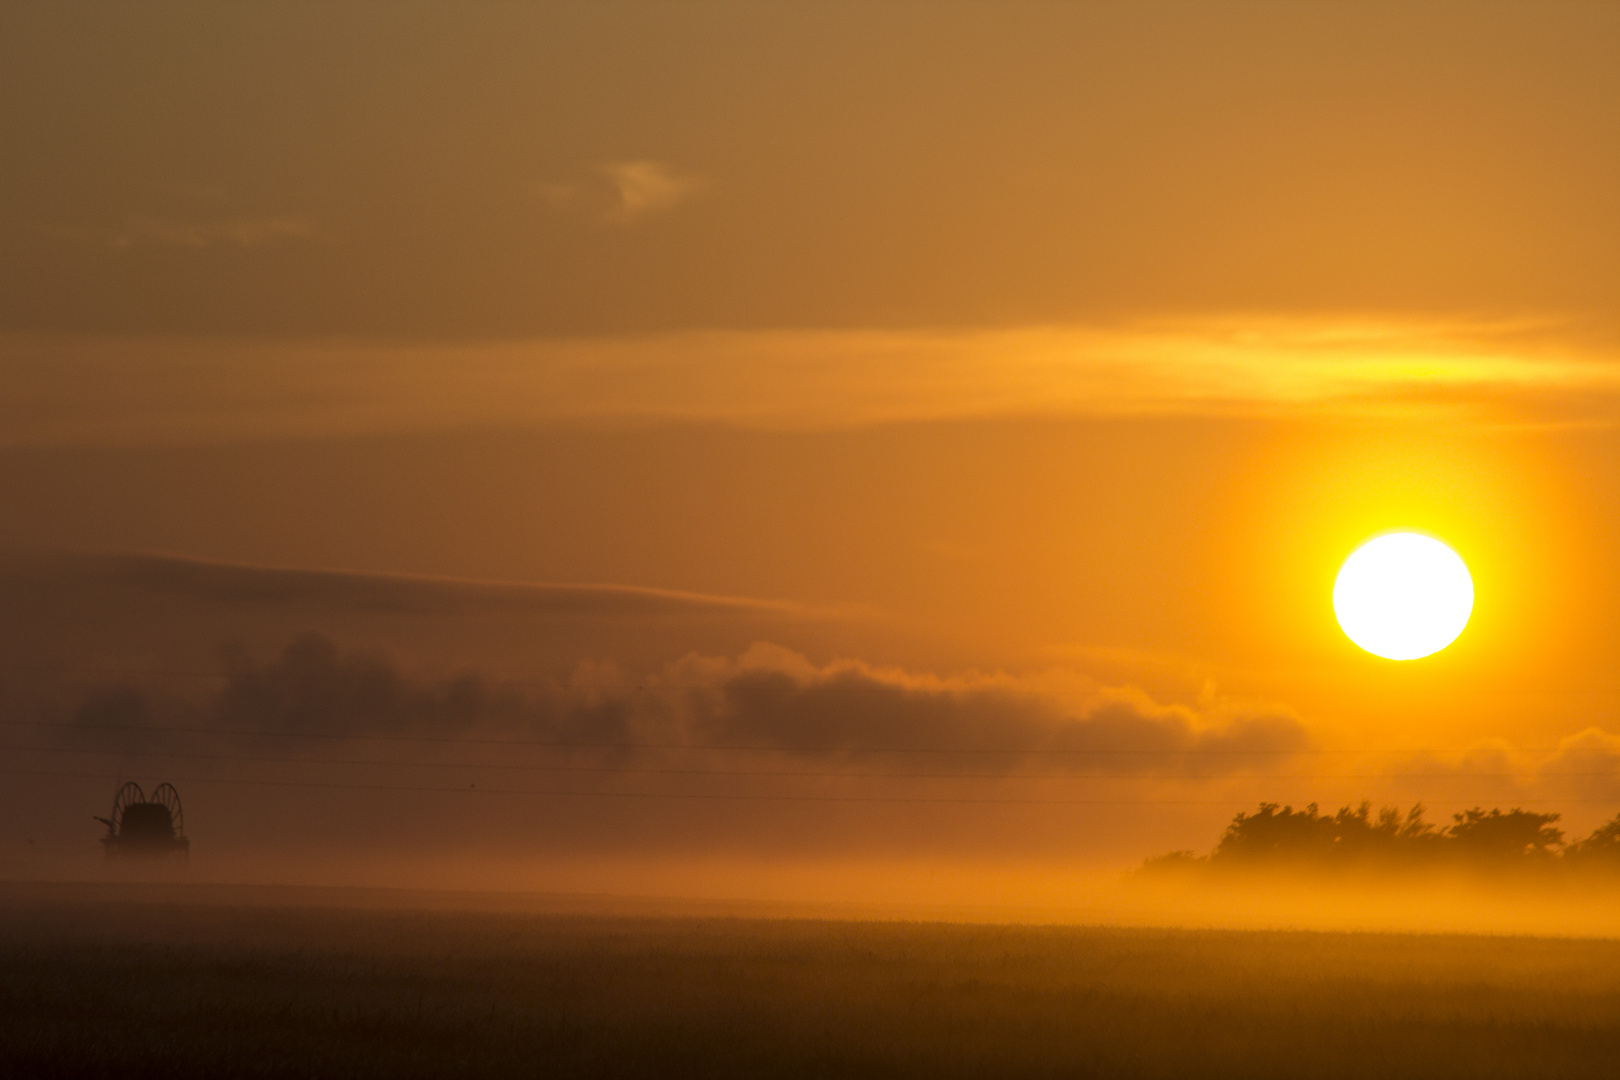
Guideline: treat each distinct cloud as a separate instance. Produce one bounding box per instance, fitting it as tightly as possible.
[544,160,704,223]
[1381,730,1620,811]
[114,216,318,249]
[211,634,517,737]
[44,632,1311,778]
[7,317,1620,447]
[600,161,705,218]
[680,648,1310,773]
[0,551,881,727]
[1527,729,1620,804]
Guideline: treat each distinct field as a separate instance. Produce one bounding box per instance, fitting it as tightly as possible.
[3,884,1620,1078]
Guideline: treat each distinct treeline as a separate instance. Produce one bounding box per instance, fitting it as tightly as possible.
[1142,802,1620,876]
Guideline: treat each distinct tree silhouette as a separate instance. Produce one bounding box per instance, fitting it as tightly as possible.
[1140,800,1614,878]
[1565,812,1620,866]
[1206,801,1440,868]
[1445,807,1562,862]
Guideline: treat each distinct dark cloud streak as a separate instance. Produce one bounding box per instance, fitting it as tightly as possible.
[75,552,810,620]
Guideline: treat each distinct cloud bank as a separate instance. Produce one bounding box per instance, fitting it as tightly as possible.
[47,633,1310,779]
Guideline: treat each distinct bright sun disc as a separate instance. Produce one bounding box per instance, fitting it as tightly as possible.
[1333,533,1474,660]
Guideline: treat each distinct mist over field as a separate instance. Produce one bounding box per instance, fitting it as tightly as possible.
[2,550,1619,942]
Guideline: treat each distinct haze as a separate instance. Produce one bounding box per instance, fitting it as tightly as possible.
[6,2,1620,921]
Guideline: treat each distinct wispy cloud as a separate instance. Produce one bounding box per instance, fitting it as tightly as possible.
[114,216,319,249]
[62,550,816,621]
[544,160,705,223]
[5,317,1620,446]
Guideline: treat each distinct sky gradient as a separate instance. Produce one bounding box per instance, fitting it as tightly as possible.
[5,2,1620,906]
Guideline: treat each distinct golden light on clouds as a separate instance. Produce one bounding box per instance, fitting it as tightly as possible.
[1332,533,1474,661]
[4,318,1620,447]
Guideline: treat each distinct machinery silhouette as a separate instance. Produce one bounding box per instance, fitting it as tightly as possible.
[94,782,190,858]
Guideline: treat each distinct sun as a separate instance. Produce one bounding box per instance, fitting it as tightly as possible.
[1333,533,1474,660]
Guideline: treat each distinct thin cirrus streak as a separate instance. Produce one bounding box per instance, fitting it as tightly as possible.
[3,317,1620,447]
[9,766,1620,807]
[8,739,1620,782]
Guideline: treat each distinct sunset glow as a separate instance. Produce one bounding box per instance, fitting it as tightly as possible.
[9,6,1620,1073]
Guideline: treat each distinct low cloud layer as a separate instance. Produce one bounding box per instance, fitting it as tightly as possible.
[47,633,1310,779]
[691,652,1308,770]
[0,551,860,717]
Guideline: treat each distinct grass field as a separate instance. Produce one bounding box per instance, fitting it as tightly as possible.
[3,883,1620,1078]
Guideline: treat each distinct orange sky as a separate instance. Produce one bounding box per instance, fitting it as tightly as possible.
[5,3,1620,898]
